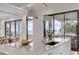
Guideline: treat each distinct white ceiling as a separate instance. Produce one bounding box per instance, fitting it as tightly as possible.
[0,3,34,19]
[0,3,79,19]
[9,3,34,9]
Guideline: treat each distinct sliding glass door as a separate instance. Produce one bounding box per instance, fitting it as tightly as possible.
[54,14,64,38]
[52,14,65,42]
[28,20,33,40]
[10,22,15,38]
[5,22,10,38]
[45,20,49,38]
[27,17,33,40]
[44,10,78,43]
[16,21,21,38]
[65,12,77,38]
[5,20,22,38]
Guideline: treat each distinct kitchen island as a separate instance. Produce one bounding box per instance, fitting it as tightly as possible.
[0,38,71,55]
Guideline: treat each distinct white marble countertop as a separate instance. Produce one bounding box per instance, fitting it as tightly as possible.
[0,38,70,55]
[42,38,70,53]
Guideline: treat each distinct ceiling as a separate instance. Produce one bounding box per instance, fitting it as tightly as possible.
[9,3,34,9]
[0,3,79,19]
[0,3,34,19]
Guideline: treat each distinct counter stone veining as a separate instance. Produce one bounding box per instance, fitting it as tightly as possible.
[0,38,70,55]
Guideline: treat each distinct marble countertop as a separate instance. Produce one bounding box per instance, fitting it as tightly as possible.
[0,38,70,55]
[42,38,70,54]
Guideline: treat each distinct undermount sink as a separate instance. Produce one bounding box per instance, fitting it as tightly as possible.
[45,41,59,45]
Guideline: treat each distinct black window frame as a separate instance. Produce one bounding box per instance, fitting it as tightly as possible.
[44,10,78,38]
[5,19,22,38]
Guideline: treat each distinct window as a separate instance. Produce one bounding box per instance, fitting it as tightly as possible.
[5,20,22,38]
[27,17,33,40]
[65,12,77,38]
[44,11,77,42]
[53,14,65,42]
[45,20,49,37]
[10,22,15,37]
[5,22,10,38]
[54,14,64,37]
[16,21,22,37]
[44,15,64,42]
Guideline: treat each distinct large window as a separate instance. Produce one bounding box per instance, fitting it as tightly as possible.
[5,20,22,38]
[27,17,33,40]
[10,22,15,38]
[16,21,22,37]
[65,12,77,37]
[5,22,10,38]
[44,10,77,42]
[54,14,64,38]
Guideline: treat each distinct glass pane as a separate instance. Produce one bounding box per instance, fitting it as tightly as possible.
[45,19,53,41]
[65,12,77,39]
[6,22,10,37]
[16,21,21,38]
[11,22,15,38]
[54,14,64,42]
[45,20,49,36]
[28,20,33,40]
[52,18,54,34]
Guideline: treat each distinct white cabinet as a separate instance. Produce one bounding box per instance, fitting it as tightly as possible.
[43,40,71,55]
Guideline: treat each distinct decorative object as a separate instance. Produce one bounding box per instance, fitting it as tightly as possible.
[20,40,32,45]
[47,30,54,41]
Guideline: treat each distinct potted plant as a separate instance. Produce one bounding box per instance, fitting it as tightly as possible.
[47,30,54,41]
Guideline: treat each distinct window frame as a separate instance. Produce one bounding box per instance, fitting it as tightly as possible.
[5,19,22,38]
[26,17,33,40]
[44,10,78,39]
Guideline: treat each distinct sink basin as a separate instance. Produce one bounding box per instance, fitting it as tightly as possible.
[45,41,59,45]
